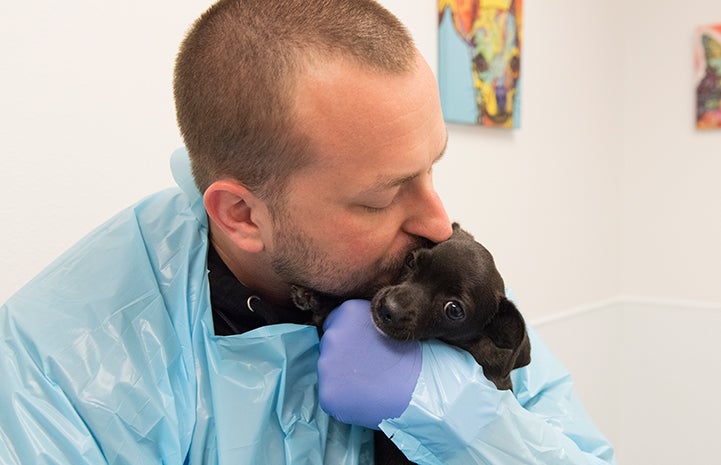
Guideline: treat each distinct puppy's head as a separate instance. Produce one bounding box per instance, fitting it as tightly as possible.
[370,223,518,349]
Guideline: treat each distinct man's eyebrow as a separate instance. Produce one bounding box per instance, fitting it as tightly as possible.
[364,130,449,193]
[371,172,419,192]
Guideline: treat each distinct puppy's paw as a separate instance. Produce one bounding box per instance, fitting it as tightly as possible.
[290,285,320,312]
[290,285,343,328]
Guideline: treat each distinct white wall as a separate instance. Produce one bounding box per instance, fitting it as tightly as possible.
[0,1,202,302]
[535,299,721,465]
[619,1,721,303]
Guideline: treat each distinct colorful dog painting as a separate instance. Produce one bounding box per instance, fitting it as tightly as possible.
[695,23,721,129]
[438,0,523,129]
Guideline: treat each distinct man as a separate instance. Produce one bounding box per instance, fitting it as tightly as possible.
[0,0,615,464]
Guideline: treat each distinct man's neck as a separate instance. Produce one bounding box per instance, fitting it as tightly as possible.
[208,221,294,309]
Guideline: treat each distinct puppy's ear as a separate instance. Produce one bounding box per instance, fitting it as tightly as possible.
[485,297,531,370]
[450,222,476,242]
[485,297,526,349]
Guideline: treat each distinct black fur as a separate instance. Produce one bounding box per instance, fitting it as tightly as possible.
[292,222,531,465]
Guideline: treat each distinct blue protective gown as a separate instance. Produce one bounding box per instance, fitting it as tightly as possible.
[0,149,616,464]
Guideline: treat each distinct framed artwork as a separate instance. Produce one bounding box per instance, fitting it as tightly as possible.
[438,0,523,129]
[695,23,721,129]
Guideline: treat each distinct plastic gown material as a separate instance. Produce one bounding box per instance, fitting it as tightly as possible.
[0,148,615,464]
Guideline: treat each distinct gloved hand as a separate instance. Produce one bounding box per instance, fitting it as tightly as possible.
[317,299,422,430]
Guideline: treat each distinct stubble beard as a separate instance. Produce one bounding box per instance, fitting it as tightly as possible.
[269,221,426,300]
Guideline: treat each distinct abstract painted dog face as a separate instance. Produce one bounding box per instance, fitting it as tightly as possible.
[438,1,522,128]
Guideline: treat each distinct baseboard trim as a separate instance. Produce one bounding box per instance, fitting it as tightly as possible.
[529,295,721,327]
[529,298,620,327]
[616,295,721,310]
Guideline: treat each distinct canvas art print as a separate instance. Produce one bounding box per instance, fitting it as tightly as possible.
[695,23,721,129]
[438,0,523,129]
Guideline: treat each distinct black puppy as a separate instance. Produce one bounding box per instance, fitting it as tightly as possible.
[370,222,530,391]
[292,223,531,465]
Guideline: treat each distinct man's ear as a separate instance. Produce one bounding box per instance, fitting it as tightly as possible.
[203,180,268,253]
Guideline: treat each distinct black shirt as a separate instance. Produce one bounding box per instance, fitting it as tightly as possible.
[207,242,310,336]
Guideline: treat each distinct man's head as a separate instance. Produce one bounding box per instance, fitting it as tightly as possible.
[174,0,452,304]
[174,0,416,201]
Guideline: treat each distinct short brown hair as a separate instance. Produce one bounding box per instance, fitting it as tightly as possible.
[173,0,416,201]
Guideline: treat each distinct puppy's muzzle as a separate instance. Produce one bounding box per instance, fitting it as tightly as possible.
[371,287,419,339]
[375,296,402,325]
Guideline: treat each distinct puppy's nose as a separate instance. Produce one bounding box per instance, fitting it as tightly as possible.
[377,303,393,324]
[376,296,401,324]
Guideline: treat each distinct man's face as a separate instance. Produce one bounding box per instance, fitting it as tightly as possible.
[265,53,452,298]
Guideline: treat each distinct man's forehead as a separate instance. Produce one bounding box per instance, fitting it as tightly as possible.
[287,53,447,191]
[360,129,448,194]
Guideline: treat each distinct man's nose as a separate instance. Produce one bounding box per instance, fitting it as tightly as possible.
[401,181,452,244]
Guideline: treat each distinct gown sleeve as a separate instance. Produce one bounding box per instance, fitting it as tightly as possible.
[379,325,617,465]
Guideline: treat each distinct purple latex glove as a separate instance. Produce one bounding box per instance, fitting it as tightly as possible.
[317,299,422,430]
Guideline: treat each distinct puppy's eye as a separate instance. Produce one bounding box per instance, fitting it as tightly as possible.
[405,252,416,269]
[444,300,465,321]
